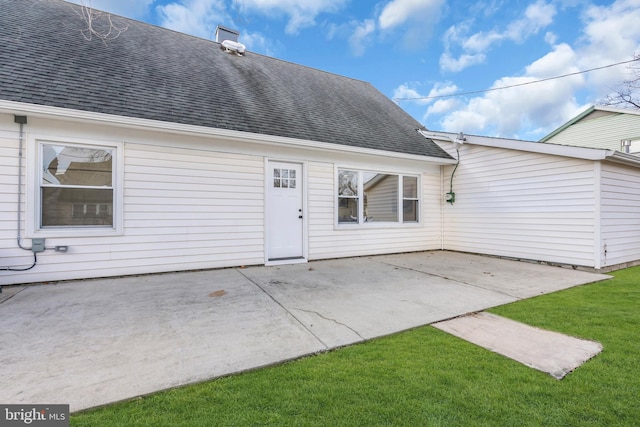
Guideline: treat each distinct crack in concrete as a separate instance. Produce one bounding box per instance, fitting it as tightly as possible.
[234,269,329,350]
[292,307,365,340]
[372,258,521,300]
[0,286,27,305]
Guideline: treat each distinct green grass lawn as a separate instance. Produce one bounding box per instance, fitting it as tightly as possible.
[72,267,640,426]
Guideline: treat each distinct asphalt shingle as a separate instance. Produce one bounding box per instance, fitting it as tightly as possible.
[0,0,452,159]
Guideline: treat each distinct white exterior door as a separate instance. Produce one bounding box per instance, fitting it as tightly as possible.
[266,161,304,261]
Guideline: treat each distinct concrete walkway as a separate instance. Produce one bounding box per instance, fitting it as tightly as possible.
[433,312,603,379]
[0,251,610,412]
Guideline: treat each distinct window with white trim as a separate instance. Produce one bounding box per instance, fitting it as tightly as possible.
[39,142,114,228]
[337,169,420,225]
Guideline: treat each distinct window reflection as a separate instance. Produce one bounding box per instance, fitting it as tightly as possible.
[40,143,114,227]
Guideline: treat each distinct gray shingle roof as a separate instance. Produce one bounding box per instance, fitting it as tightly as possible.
[0,0,452,159]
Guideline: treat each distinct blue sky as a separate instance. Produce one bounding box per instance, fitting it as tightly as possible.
[71,0,640,141]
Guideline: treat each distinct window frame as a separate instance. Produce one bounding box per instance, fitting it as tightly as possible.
[335,167,421,227]
[27,136,124,238]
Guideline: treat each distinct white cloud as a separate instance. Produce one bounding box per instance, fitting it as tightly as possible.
[393,84,426,104]
[439,52,486,73]
[241,31,281,56]
[349,19,376,56]
[66,0,155,18]
[428,0,639,138]
[240,0,347,34]
[576,0,640,98]
[461,31,503,53]
[156,0,347,37]
[465,0,555,49]
[437,43,585,138]
[440,0,556,73]
[544,31,557,45]
[330,0,445,55]
[425,98,462,117]
[525,43,578,78]
[378,0,442,30]
[157,0,228,39]
[393,82,460,106]
[156,0,282,56]
[505,0,556,42]
[377,0,445,50]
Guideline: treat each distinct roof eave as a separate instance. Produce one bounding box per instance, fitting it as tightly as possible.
[422,130,640,166]
[605,151,640,166]
[539,104,640,142]
[1,100,454,164]
[539,105,596,142]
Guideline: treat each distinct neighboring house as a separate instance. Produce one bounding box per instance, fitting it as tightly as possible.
[0,0,455,285]
[540,105,640,154]
[422,131,640,271]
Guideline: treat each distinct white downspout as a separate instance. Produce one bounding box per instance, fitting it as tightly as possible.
[440,165,445,250]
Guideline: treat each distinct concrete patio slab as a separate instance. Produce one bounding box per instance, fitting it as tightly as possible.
[433,312,603,379]
[0,251,611,411]
[240,259,516,348]
[376,251,609,299]
[0,269,325,411]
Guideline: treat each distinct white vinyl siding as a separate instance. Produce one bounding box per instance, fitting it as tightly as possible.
[1,113,448,285]
[543,113,640,151]
[442,144,598,267]
[309,163,441,260]
[600,162,640,267]
[121,144,265,269]
[0,133,25,274]
[2,140,265,284]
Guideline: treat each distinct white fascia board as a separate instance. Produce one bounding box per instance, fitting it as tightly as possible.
[605,151,640,166]
[592,105,640,116]
[540,105,640,142]
[0,100,454,165]
[421,130,640,168]
[420,130,612,161]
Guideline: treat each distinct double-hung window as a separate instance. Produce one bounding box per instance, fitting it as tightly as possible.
[33,139,121,234]
[337,169,420,225]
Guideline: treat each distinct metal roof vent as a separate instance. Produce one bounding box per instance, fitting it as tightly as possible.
[221,39,246,56]
[215,25,239,43]
[216,25,245,56]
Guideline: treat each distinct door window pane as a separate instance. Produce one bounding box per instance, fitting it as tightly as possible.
[274,168,297,189]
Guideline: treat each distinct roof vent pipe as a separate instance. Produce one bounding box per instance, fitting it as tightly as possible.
[621,139,631,153]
